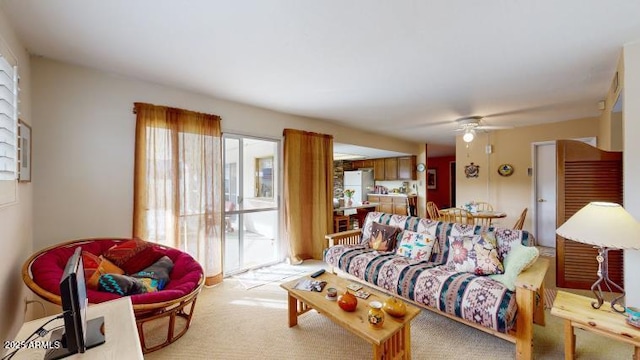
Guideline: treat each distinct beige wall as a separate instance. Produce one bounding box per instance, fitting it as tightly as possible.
[622,42,640,307]
[0,8,33,344]
[599,55,624,151]
[455,117,599,232]
[31,57,421,251]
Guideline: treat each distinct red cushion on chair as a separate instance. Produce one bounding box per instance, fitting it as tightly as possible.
[30,239,204,305]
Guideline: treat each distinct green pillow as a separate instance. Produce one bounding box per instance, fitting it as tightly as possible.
[489,242,539,291]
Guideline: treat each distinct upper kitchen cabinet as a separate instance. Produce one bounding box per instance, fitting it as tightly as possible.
[374,159,386,180]
[351,159,374,169]
[384,158,398,180]
[397,156,417,180]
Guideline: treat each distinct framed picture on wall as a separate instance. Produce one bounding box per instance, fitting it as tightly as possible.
[18,119,31,183]
[427,168,436,189]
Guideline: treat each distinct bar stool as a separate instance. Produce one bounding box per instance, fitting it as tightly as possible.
[334,215,350,232]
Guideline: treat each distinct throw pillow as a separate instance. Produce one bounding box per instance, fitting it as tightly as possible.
[86,256,125,290]
[446,235,505,275]
[103,239,164,274]
[131,256,174,290]
[489,242,540,291]
[98,273,147,296]
[367,222,400,251]
[81,251,101,280]
[395,230,436,261]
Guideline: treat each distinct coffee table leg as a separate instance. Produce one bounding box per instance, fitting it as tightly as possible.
[404,323,412,359]
[288,293,298,327]
[564,320,575,360]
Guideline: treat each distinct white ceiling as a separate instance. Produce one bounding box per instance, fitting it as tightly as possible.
[2,1,640,156]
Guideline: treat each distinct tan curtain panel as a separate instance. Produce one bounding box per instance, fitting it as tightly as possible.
[133,102,223,285]
[283,129,333,262]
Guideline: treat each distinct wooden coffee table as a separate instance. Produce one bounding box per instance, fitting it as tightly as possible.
[281,271,420,359]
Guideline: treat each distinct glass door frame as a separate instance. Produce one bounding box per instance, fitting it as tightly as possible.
[222,133,281,275]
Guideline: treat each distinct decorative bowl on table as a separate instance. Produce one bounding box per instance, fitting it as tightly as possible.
[626,306,640,328]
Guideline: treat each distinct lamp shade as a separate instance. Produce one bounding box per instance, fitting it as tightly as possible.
[556,202,640,249]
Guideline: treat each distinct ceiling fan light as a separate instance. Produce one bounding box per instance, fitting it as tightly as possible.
[463,129,475,142]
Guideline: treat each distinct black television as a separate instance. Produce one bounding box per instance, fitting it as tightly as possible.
[45,247,105,360]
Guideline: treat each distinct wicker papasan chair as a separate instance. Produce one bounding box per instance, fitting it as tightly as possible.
[22,238,205,353]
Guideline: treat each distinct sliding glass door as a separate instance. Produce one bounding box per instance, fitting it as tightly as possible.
[223,135,280,273]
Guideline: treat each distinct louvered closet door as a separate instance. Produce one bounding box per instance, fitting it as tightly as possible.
[556,140,623,289]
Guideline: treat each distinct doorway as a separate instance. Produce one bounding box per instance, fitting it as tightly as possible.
[223,135,280,274]
[532,137,596,248]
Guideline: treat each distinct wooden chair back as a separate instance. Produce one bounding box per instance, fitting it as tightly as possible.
[475,201,494,212]
[513,208,528,231]
[439,208,474,225]
[426,201,440,220]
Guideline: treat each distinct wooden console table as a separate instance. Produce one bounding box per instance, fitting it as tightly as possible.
[551,290,640,359]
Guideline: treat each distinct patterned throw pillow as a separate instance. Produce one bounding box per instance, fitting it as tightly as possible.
[367,222,400,251]
[446,235,505,275]
[103,239,164,274]
[131,256,174,290]
[86,256,125,290]
[395,230,436,261]
[98,273,147,296]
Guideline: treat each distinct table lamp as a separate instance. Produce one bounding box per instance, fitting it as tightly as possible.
[556,202,640,313]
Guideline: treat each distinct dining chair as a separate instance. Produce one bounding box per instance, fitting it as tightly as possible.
[426,201,440,220]
[474,201,494,212]
[439,208,474,225]
[513,208,528,231]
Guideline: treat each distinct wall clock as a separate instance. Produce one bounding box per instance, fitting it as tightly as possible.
[498,164,514,177]
[464,162,479,178]
[416,163,426,172]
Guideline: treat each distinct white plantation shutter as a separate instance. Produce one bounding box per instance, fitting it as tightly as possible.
[0,55,18,181]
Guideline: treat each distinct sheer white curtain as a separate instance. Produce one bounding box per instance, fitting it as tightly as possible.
[133,102,223,285]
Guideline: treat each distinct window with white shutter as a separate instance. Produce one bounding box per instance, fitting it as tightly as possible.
[0,54,18,181]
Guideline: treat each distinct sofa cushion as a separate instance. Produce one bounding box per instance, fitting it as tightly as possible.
[396,230,436,261]
[324,243,517,333]
[489,241,540,290]
[446,235,504,275]
[367,222,400,251]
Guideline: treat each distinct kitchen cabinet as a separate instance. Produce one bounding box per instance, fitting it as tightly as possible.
[368,194,415,216]
[384,158,398,180]
[351,160,365,169]
[397,156,417,180]
[373,159,386,180]
[370,155,417,181]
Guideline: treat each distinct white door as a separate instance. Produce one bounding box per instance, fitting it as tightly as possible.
[534,143,557,247]
[533,137,596,248]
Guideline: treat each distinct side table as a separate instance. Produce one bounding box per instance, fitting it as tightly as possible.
[551,290,640,359]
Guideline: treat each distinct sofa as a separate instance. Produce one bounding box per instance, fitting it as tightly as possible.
[324,212,549,360]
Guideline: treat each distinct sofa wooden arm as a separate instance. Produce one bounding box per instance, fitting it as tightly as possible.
[324,229,363,247]
[513,257,550,360]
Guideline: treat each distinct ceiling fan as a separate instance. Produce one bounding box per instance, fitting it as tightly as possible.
[452,116,513,143]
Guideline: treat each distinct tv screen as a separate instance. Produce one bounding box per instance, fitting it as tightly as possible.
[45,247,105,360]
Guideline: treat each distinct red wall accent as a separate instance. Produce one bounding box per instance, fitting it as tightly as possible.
[426,156,455,209]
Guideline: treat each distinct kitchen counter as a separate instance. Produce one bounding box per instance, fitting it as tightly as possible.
[367,194,417,216]
[368,193,417,197]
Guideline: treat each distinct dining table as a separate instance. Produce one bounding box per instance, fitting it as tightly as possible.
[333,202,379,229]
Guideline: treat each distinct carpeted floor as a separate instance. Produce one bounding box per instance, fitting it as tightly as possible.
[144,259,633,360]
[232,262,310,289]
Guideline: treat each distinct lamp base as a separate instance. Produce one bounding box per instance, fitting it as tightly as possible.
[591,247,625,313]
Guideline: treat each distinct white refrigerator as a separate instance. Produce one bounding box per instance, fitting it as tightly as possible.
[343,170,375,202]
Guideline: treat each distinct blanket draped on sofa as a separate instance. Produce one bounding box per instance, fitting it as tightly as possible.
[324,212,536,334]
